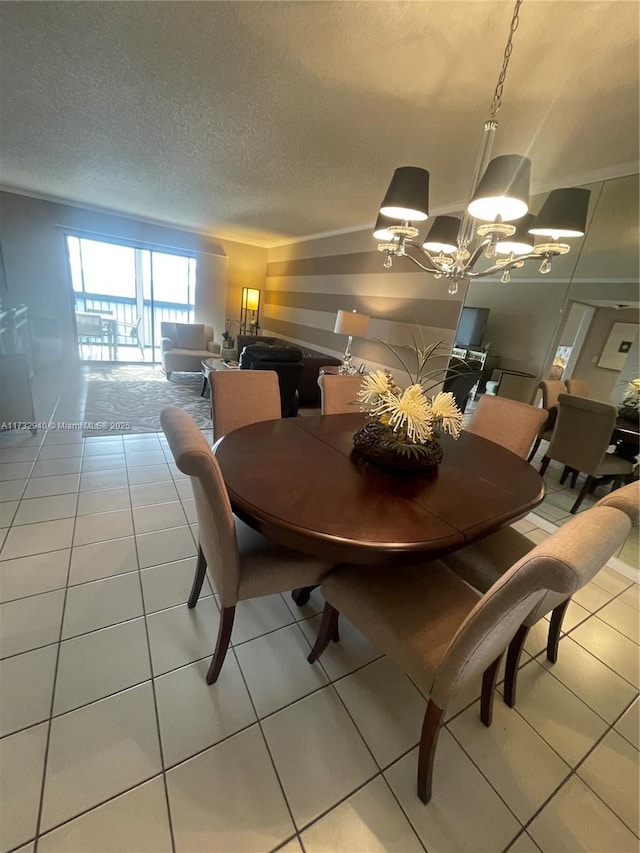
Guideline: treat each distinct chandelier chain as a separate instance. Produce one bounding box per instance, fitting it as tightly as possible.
[490,0,524,118]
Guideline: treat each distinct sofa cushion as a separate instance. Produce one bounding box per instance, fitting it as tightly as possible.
[175,323,206,350]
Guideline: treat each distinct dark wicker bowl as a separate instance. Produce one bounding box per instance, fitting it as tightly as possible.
[352,421,443,474]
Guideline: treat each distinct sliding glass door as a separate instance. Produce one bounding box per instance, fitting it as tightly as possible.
[67,235,196,363]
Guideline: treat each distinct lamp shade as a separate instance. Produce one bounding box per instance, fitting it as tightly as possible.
[242,287,260,311]
[496,213,535,255]
[528,187,591,238]
[379,166,430,222]
[334,309,370,338]
[467,155,531,222]
[373,212,399,241]
[423,216,461,254]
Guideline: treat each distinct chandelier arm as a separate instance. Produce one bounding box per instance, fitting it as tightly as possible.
[400,247,445,275]
[467,252,543,278]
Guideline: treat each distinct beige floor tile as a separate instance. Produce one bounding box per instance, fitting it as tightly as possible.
[525,529,549,546]
[146,597,220,676]
[231,593,297,645]
[167,725,295,853]
[236,623,328,717]
[80,453,126,472]
[136,525,197,569]
[133,500,187,534]
[174,479,194,500]
[511,519,537,535]
[334,657,425,767]
[55,618,151,714]
[0,549,70,603]
[32,457,82,477]
[13,493,78,526]
[129,480,179,508]
[38,777,172,853]
[615,697,639,749]
[0,589,65,657]
[1,517,74,560]
[571,617,640,688]
[0,499,18,527]
[534,501,571,524]
[299,613,382,681]
[127,463,173,486]
[277,840,303,853]
[0,645,57,736]
[591,566,634,596]
[123,435,161,450]
[578,729,639,834]
[538,636,637,724]
[559,600,591,632]
[36,443,83,460]
[523,619,550,657]
[155,656,256,767]
[125,449,167,467]
[596,597,640,643]
[571,582,614,613]
[180,497,197,523]
[449,698,570,823]
[76,486,131,516]
[528,775,637,853]
[23,474,79,499]
[619,585,640,612]
[83,439,124,456]
[140,556,204,613]
[0,446,39,463]
[62,572,143,639]
[40,683,162,833]
[168,461,188,480]
[507,832,542,852]
[69,536,138,584]
[42,431,84,447]
[301,776,423,853]
[618,537,639,570]
[73,508,134,546]
[262,686,377,828]
[79,469,128,492]
[506,659,608,765]
[385,731,520,853]
[0,461,34,481]
[0,478,28,500]
[0,722,48,851]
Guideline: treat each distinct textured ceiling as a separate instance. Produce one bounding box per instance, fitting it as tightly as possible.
[1,1,638,246]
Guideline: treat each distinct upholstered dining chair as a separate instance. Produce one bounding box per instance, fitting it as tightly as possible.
[209,369,281,441]
[308,507,627,804]
[319,374,363,415]
[466,395,547,459]
[160,406,335,684]
[565,378,590,397]
[443,481,638,709]
[540,393,635,513]
[527,379,567,462]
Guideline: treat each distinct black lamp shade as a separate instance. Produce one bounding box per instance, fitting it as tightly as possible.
[529,187,591,237]
[373,212,399,240]
[380,166,430,222]
[468,154,531,222]
[496,213,536,255]
[422,216,461,254]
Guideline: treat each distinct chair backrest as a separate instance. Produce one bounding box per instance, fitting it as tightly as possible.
[160,406,241,606]
[431,505,631,708]
[160,322,214,349]
[539,379,567,410]
[251,360,304,417]
[547,393,617,474]
[210,369,281,440]
[566,378,590,398]
[75,312,104,337]
[320,374,363,415]
[465,395,548,459]
[595,480,640,526]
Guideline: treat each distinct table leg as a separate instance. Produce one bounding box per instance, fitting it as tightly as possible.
[201,374,208,397]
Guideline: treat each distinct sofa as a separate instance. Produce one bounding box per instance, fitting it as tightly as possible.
[236,335,341,406]
[239,343,304,417]
[161,322,220,378]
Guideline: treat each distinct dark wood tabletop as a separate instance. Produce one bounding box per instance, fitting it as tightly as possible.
[214,412,545,564]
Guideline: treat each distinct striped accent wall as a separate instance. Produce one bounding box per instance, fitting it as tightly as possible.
[264,229,468,378]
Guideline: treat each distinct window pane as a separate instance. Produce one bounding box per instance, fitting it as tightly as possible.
[78,239,136,298]
[66,236,83,292]
[150,252,193,306]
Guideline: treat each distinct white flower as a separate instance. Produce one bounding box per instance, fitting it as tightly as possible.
[371,384,434,443]
[357,370,392,406]
[431,391,464,438]
[623,378,640,407]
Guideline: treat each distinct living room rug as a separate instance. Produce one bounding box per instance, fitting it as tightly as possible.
[83,366,212,435]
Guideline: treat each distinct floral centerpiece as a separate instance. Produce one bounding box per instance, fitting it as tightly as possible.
[352,339,465,473]
[619,378,640,422]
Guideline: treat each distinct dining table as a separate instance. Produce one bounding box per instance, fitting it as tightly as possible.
[214,412,545,566]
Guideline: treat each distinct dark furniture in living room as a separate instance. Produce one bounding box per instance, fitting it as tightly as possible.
[239,343,304,417]
[236,335,341,407]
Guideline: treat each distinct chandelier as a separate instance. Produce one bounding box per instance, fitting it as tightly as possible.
[374,0,591,295]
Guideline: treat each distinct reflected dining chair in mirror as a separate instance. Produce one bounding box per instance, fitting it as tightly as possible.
[160,406,335,684]
[565,378,590,397]
[319,373,363,415]
[540,394,636,513]
[527,379,567,462]
[443,482,637,709]
[114,315,145,358]
[210,370,281,441]
[306,512,620,804]
[75,311,109,359]
[465,395,547,459]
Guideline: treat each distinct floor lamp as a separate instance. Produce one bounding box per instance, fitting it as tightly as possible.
[334,309,370,374]
[240,288,261,335]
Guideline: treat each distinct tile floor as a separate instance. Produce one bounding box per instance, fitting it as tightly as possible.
[0,366,638,853]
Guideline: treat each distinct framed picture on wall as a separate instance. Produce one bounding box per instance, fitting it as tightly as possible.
[597,322,639,371]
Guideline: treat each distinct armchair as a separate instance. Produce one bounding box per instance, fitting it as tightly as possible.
[160,322,220,379]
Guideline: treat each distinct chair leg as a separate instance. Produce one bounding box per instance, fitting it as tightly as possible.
[480,652,504,727]
[570,469,579,489]
[539,456,550,476]
[547,599,570,663]
[187,546,207,608]
[206,606,235,684]
[559,465,571,485]
[503,624,530,708]
[307,602,340,663]
[570,475,593,513]
[527,436,541,463]
[417,699,445,804]
[291,585,317,607]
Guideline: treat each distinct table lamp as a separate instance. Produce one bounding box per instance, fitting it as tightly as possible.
[334,309,370,374]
